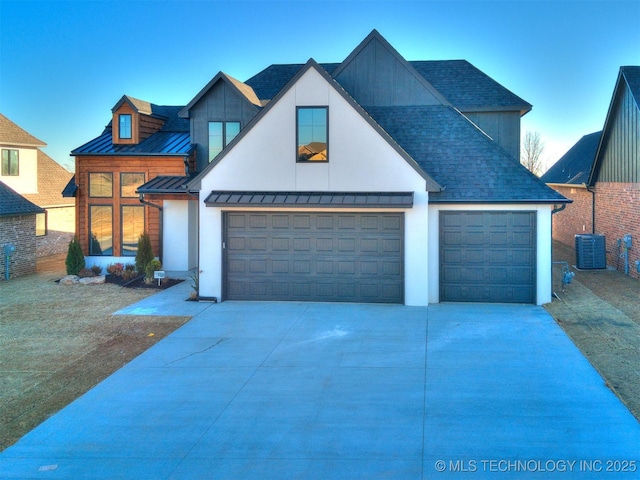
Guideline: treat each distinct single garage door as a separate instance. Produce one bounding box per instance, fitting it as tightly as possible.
[440,211,536,303]
[224,212,404,303]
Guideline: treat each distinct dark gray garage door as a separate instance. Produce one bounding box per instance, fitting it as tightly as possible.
[224,212,404,303]
[440,211,536,303]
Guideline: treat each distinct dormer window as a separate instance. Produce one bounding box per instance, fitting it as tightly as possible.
[297,107,328,162]
[119,114,132,139]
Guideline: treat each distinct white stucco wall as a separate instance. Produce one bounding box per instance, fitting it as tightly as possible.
[163,200,194,271]
[0,146,38,194]
[427,203,554,305]
[197,66,431,305]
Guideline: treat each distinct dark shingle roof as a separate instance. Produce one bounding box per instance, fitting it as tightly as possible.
[0,114,46,147]
[540,132,601,185]
[410,61,532,113]
[0,181,45,217]
[245,61,531,113]
[245,63,339,100]
[365,105,566,203]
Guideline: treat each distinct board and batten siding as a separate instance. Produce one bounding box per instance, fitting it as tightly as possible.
[597,82,640,183]
[189,81,260,172]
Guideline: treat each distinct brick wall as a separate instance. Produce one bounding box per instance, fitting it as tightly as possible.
[0,215,38,280]
[550,186,594,247]
[593,182,640,279]
[36,205,75,257]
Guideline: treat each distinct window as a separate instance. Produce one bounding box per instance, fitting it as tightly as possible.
[89,206,113,255]
[208,121,240,161]
[297,107,328,162]
[1,149,19,176]
[121,172,145,197]
[119,114,132,139]
[121,206,145,256]
[36,212,47,237]
[89,173,113,197]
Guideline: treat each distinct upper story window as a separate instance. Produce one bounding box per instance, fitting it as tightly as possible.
[89,172,113,197]
[120,172,145,197]
[119,114,132,139]
[297,107,328,162]
[1,149,19,176]
[209,121,240,161]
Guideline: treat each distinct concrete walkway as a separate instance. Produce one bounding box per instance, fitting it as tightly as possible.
[1,294,639,479]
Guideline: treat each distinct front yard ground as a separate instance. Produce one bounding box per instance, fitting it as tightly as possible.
[547,241,640,421]
[0,254,190,450]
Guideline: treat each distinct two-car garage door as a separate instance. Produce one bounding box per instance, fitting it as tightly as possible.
[223,212,404,303]
[440,211,537,303]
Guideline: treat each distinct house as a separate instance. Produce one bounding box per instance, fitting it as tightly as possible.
[72,30,567,304]
[540,131,601,246]
[0,114,75,257]
[542,66,640,278]
[0,181,45,279]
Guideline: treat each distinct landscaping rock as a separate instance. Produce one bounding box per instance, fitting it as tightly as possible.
[59,275,80,285]
[79,275,106,285]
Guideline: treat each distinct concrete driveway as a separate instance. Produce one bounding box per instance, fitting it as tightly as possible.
[2,291,639,479]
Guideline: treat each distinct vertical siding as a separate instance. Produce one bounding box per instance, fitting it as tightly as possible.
[75,155,186,258]
[191,81,260,172]
[335,36,440,107]
[598,83,640,182]
[463,111,521,162]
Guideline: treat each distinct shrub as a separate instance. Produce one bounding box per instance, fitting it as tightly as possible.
[65,237,85,275]
[135,233,154,274]
[121,264,138,281]
[145,259,162,283]
[90,264,102,275]
[106,263,125,277]
[78,268,95,278]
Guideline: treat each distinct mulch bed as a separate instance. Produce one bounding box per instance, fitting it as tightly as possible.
[105,275,184,290]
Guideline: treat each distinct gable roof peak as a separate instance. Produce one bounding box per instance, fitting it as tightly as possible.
[179,71,262,118]
[0,113,47,147]
[112,95,154,115]
[332,29,451,107]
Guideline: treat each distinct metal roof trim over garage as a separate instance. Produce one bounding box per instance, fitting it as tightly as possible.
[204,191,414,208]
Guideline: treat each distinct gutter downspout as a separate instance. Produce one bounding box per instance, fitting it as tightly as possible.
[586,185,596,233]
[139,193,163,263]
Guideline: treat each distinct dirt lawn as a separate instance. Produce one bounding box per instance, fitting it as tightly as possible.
[547,241,640,421]
[0,255,190,450]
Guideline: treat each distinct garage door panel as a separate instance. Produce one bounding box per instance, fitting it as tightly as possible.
[440,211,536,303]
[224,212,404,303]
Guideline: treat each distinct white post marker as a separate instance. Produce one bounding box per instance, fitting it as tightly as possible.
[154,270,165,286]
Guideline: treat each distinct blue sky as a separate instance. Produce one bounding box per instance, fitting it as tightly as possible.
[1,0,638,172]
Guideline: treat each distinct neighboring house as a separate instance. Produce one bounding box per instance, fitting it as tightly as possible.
[71,30,567,305]
[540,131,601,246]
[543,66,640,279]
[0,181,45,279]
[0,114,75,257]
